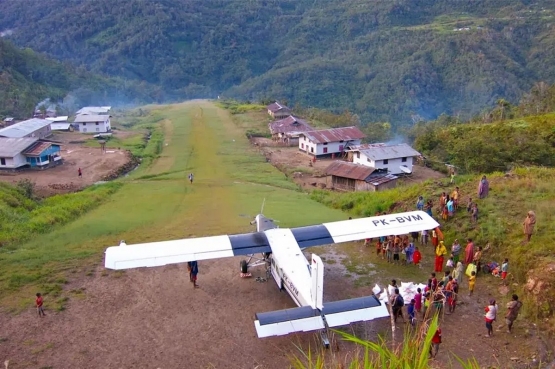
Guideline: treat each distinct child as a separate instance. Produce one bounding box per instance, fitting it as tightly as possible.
[36,293,46,317]
[376,240,382,256]
[467,197,473,213]
[446,254,454,268]
[407,299,416,326]
[471,203,479,223]
[484,299,498,337]
[442,270,451,285]
[413,247,422,267]
[188,261,199,288]
[430,272,438,291]
[386,241,393,263]
[501,258,509,285]
[381,240,387,259]
[414,287,423,314]
[468,270,476,296]
[416,196,424,211]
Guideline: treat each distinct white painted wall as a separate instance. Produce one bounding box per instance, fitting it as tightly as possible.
[75,118,111,133]
[353,152,414,174]
[299,136,362,156]
[0,153,28,169]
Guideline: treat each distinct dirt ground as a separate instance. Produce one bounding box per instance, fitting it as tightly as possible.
[0,132,132,196]
[0,245,549,369]
[251,137,445,190]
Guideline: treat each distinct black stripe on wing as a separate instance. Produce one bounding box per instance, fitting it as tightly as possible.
[322,295,382,314]
[256,305,320,325]
[291,225,334,248]
[229,232,271,256]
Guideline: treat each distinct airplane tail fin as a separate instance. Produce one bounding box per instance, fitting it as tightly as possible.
[254,295,388,338]
[311,253,324,310]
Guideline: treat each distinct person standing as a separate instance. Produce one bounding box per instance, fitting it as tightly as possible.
[434,241,447,273]
[78,167,82,178]
[188,261,199,288]
[464,238,474,265]
[473,246,483,273]
[35,293,46,317]
[416,196,424,211]
[506,294,523,333]
[501,258,509,285]
[407,299,416,326]
[484,299,498,337]
[451,187,460,210]
[451,239,462,264]
[452,261,464,285]
[429,326,442,359]
[468,271,476,296]
[413,247,422,267]
[414,288,423,315]
[188,173,194,184]
[390,288,405,324]
[523,211,536,243]
[478,175,489,199]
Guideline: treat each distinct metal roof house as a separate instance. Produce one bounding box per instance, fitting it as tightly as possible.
[46,116,73,131]
[0,118,52,139]
[267,102,291,120]
[299,126,365,158]
[73,114,111,133]
[325,161,397,192]
[268,115,314,145]
[347,143,421,175]
[0,137,62,169]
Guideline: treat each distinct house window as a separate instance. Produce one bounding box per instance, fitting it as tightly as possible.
[301,143,304,149]
[402,157,407,162]
[323,147,328,153]
[310,147,314,153]
[356,152,360,159]
[384,159,389,164]
[83,123,86,125]
[340,140,344,143]
[323,142,328,145]
[0,158,5,165]
[367,158,371,162]
[96,122,99,125]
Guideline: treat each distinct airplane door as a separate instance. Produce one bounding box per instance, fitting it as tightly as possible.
[270,257,282,289]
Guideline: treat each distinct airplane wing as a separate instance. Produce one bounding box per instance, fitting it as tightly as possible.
[292,210,439,247]
[104,232,271,270]
[105,211,438,270]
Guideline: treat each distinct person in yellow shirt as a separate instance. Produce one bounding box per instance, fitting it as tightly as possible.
[451,186,460,210]
[434,241,447,273]
[468,270,476,296]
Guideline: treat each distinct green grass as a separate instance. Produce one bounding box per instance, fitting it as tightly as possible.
[0,100,348,310]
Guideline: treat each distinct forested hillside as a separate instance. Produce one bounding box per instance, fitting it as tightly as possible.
[0,39,167,118]
[1,0,555,124]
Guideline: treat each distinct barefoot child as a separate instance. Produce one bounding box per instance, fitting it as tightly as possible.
[413,247,422,267]
[501,258,509,285]
[414,288,423,315]
[35,293,46,317]
[468,271,476,296]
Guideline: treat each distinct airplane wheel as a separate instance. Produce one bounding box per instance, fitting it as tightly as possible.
[240,260,248,273]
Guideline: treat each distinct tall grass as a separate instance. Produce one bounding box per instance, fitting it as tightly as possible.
[291,315,480,369]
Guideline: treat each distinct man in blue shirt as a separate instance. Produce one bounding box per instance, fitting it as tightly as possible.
[188,261,199,288]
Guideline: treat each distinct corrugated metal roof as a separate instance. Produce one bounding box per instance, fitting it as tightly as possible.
[51,123,72,130]
[325,161,376,180]
[268,115,314,135]
[367,174,398,186]
[267,101,290,113]
[76,106,111,115]
[0,118,51,138]
[23,141,53,156]
[0,137,39,157]
[46,116,69,122]
[301,126,365,144]
[73,115,110,123]
[351,143,421,160]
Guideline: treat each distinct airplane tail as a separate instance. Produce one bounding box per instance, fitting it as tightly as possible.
[254,295,389,338]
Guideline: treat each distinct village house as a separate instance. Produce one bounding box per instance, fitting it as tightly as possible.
[266,101,291,120]
[46,116,73,131]
[325,161,397,192]
[0,118,52,139]
[2,117,15,127]
[0,137,62,170]
[299,126,365,158]
[76,106,112,115]
[73,114,111,133]
[268,115,314,145]
[347,143,421,175]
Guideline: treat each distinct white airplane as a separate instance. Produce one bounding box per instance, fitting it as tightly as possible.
[104,210,439,346]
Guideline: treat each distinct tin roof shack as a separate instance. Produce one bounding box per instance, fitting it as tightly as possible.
[76,106,111,115]
[0,118,52,139]
[299,126,365,158]
[346,143,421,175]
[325,161,397,192]
[268,115,314,145]
[73,114,111,133]
[46,116,73,131]
[23,141,62,168]
[267,102,291,120]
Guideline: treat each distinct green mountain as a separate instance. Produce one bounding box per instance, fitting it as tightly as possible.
[1,0,555,124]
[0,38,167,119]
